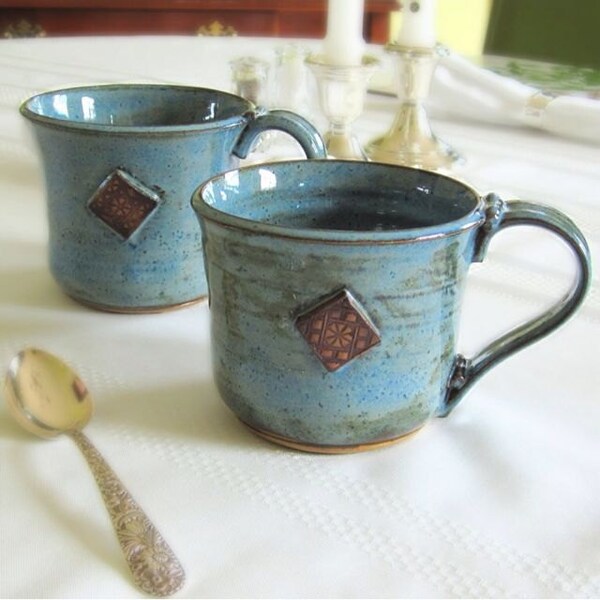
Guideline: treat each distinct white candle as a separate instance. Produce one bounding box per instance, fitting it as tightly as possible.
[323,0,365,66]
[396,0,437,48]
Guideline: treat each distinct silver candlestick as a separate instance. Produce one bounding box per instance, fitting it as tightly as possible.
[306,53,379,160]
[365,43,460,171]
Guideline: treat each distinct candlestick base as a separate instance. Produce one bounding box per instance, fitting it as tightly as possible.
[365,102,460,170]
[306,53,379,161]
[365,43,460,171]
[323,130,367,160]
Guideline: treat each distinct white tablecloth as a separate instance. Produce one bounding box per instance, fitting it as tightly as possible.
[0,36,599,599]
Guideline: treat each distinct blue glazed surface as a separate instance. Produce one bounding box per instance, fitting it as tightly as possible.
[21,84,324,311]
[193,160,485,447]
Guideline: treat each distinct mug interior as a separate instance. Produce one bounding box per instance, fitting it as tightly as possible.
[22,85,250,128]
[198,161,481,237]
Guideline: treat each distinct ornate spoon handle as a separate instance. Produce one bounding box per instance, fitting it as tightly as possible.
[68,430,185,596]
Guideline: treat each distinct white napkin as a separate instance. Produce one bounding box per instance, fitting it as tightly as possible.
[428,51,600,144]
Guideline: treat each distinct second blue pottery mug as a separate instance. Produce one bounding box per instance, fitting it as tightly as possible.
[192,160,591,453]
[20,84,325,312]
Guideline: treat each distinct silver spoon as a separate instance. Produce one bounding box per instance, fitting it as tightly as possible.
[4,348,185,597]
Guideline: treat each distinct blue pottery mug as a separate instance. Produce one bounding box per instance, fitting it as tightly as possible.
[192,160,591,453]
[20,84,325,312]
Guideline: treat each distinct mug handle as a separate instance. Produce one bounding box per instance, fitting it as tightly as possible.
[440,193,592,416]
[233,108,327,159]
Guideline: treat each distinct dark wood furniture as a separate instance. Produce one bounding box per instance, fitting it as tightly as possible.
[0,0,396,42]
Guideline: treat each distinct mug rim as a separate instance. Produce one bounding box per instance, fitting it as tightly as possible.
[194,160,485,245]
[19,83,254,135]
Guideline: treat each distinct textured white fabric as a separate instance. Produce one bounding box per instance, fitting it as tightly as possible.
[0,37,599,599]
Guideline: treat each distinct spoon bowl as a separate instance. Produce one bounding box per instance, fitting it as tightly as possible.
[4,347,185,597]
[6,348,92,438]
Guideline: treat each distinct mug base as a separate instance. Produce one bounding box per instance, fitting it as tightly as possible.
[243,420,424,454]
[65,292,208,314]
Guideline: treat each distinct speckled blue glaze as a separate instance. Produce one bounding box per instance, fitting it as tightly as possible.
[193,160,591,451]
[20,84,325,312]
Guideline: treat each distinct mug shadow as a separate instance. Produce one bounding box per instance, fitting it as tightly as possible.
[1,237,87,314]
[96,378,261,451]
[439,415,523,501]
[0,147,41,184]
[2,267,80,310]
